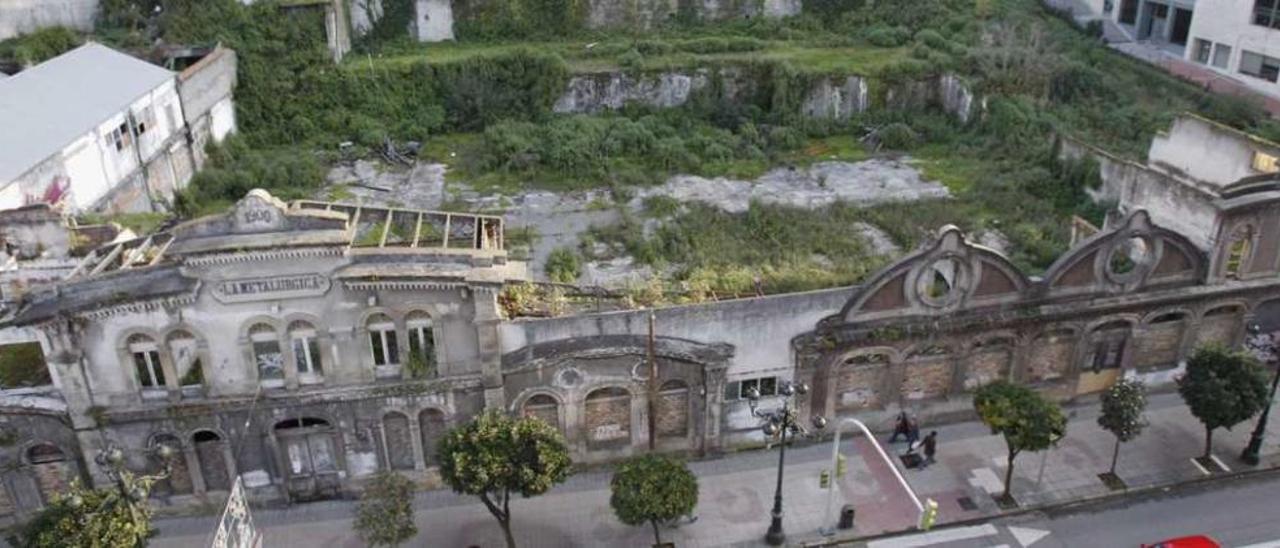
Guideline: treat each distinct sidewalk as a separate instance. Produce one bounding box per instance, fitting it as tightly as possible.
[150,391,1280,547]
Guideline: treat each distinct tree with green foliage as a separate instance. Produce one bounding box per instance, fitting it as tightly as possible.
[354,471,418,547]
[973,380,1067,500]
[610,455,699,545]
[0,26,81,66]
[1097,377,1147,475]
[438,411,571,548]
[1178,344,1270,459]
[7,480,153,548]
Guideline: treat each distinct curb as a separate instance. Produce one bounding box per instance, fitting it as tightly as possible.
[798,457,1280,547]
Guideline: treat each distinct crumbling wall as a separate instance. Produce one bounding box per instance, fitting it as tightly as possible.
[177,46,238,171]
[0,0,98,41]
[1148,114,1280,188]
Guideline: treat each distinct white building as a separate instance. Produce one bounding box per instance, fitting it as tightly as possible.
[0,43,236,214]
[1183,0,1280,98]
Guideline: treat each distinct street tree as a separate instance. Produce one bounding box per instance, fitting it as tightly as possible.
[354,471,418,547]
[438,411,571,548]
[7,480,152,548]
[973,380,1067,501]
[609,455,699,545]
[1178,343,1269,460]
[1097,377,1147,476]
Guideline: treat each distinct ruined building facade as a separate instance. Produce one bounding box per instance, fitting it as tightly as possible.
[2,163,1280,518]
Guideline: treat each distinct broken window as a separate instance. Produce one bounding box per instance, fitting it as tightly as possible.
[128,334,165,389]
[106,122,133,152]
[367,314,399,366]
[1255,0,1280,29]
[249,323,284,387]
[289,321,323,382]
[1193,39,1212,64]
[725,376,779,400]
[167,330,203,389]
[406,311,436,378]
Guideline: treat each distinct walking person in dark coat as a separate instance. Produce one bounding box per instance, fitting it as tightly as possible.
[888,411,910,443]
[906,418,921,446]
[921,431,938,468]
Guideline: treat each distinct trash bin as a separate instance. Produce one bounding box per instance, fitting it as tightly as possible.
[838,505,856,529]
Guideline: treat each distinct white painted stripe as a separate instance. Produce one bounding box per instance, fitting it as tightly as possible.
[1237,541,1280,548]
[1210,454,1232,473]
[867,524,1000,548]
[1189,457,1210,476]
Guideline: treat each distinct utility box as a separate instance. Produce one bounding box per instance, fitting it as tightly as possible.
[839,505,856,529]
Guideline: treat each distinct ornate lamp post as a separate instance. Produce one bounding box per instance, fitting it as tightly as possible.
[746,380,826,546]
[72,442,175,511]
[1241,323,1280,465]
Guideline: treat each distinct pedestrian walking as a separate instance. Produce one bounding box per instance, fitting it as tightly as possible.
[888,411,910,443]
[921,431,938,468]
[906,418,921,446]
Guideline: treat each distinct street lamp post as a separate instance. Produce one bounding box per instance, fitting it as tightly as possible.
[1241,323,1280,466]
[72,442,175,512]
[746,381,826,546]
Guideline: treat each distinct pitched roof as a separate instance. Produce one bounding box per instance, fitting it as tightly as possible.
[0,43,175,184]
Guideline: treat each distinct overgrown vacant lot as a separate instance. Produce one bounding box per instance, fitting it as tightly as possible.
[8,0,1280,299]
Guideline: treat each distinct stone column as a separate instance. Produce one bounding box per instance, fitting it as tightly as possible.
[155,342,182,402]
[408,413,427,471]
[472,289,506,410]
[701,364,728,456]
[280,334,301,390]
[185,445,208,495]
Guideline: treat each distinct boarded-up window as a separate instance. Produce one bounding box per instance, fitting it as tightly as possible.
[656,380,689,438]
[27,443,68,504]
[1026,330,1074,383]
[837,353,890,410]
[585,387,631,449]
[1198,306,1242,346]
[193,431,230,491]
[901,347,952,400]
[522,395,559,430]
[151,434,192,496]
[1135,313,1186,370]
[966,338,1012,390]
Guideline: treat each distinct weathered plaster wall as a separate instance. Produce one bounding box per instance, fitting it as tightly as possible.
[1147,114,1280,188]
[0,0,98,41]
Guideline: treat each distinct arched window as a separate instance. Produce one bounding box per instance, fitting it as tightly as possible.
[585,387,631,449]
[26,443,65,465]
[167,330,202,388]
[1225,226,1254,279]
[128,334,165,390]
[367,314,399,367]
[405,312,436,378]
[382,412,414,471]
[522,394,559,428]
[249,323,284,387]
[289,321,323,382]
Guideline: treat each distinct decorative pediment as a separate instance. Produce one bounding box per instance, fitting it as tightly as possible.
[166,189,350,254]
[840,225,1030,322]
[1043,210,1204,298]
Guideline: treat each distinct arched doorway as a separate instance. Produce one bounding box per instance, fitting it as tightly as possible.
[26,443,69,504]
[656,380,689,439]
[522,394,560,433]
[382,412,414,471]
[193,430,230,492]
[419,409,447,467]
[584,387,632,450]
[151,434,193,496]
[274,417,340,500]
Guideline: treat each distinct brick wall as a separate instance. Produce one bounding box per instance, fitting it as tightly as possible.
[656,389,689,437]
[585,392,631,449]
[31,463,68,502]
[523,402,559,431]
[1026,340,1073,383]
[965,350,1009,390]
[900,358,952,400]
[1196,315,1239,347]
[837,364,887,410]
[1134,323,1184,369]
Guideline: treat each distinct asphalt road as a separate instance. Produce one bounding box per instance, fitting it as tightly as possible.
[861,470,1280,548]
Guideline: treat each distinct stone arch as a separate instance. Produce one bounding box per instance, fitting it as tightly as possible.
[900,343,954,401]
[583,386,633,450]
[418,408,448,466]
[839,226,1030,322]
[517,391,562,433]
[1136,309,1192,370]
[24,442,69,504]
[404,310,438,377]
[966,333,1016,390]
[1197,302,1247,347]
[656,379,690,438]
[1044,210,1204,297]
[382,411,414,471]
[1024,326,1078,384]
[148,433,193,496]
[122,331,166,392]
[192,429,231,492]
[832,348,896,411]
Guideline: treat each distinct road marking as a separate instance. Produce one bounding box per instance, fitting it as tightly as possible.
[1210,454,1232,473]
[1238,541,1280,548]
[1008,526,1050,547]
[867,524,999,548]
[968,467,1003,494]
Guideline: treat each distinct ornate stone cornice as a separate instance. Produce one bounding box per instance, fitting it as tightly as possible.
[184,246,344,266]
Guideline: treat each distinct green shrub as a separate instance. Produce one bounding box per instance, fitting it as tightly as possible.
[878,122,917,149]
[0,27,81,65]
[866,25,911,47]
[619,48,644,69]
[915,29,948,50]
[545,247,582,283]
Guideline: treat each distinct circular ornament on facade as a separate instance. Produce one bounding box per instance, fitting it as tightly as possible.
[556,367,583,388]
[915,256,967,308]
[1105,235,1151,283]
